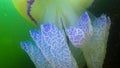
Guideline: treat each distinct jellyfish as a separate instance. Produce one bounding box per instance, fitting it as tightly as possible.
[13,0,111,68]
[12,0,94,25]
[20,12,111,68]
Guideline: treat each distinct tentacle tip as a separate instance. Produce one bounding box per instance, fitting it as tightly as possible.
[80,11,90,21]
[41,24,52,32]
[20,41,31,51]
[29,30,41,41]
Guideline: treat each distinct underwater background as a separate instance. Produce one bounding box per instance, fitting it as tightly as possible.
[0,0,120,68]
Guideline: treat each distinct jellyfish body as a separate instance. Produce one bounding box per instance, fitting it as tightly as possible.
[12,0,94,25]
[12,0,32,22]
[16,0,111,67]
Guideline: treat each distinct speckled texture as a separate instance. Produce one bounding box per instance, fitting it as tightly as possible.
[21,24,78,68]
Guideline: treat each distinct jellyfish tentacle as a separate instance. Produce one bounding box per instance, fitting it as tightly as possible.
[66,12,92,48]
[78,12,93,37]
[67,27,85,47]
[80,15,111,68]
[41,24,78,68]
[29,24,78,68]
[20,41,52,68]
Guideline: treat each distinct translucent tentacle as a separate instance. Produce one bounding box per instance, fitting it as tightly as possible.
[81,15,111,68]
[78,12,93,37]
[20,41,52,68]
[41,24,78,68]
[66,12,92,48]
[30,23,78,68]
[67,27,85,47]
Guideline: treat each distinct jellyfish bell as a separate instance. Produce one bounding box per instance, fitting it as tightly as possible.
[12,0,34,24]
[12,0,32,23]
[12,0,94,25]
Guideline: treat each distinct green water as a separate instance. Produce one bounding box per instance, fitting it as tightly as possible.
[0,0,35,68]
